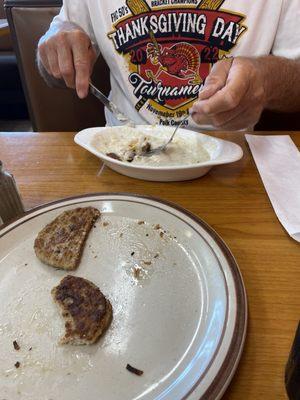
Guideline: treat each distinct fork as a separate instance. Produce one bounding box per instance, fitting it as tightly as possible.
[141,115,189,157]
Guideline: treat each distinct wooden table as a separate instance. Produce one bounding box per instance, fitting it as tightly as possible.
[0,131,299,399]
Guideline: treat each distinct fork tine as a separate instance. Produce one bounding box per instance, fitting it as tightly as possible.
[140,115,189,157]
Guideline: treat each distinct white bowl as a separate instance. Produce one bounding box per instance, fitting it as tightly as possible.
[74,125,243,182]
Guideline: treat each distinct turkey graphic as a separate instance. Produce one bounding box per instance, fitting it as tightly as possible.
[108,0,247,123]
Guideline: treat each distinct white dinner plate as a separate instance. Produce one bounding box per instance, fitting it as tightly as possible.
[0,194,247,400]
[74,126,243,182]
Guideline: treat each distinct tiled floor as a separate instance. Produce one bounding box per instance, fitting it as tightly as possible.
[0,120,32,132]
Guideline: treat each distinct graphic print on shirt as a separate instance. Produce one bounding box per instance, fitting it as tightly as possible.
[108,0,247,126]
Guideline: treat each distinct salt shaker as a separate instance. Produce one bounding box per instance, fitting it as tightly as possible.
[0,160,25,225]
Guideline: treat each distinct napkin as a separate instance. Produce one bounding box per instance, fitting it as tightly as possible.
[245,134,300,242]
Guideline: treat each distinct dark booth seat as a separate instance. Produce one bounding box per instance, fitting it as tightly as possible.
[0,52,28,118]
[0,0,28,119]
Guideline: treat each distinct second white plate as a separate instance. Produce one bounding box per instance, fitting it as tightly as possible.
[74,126,243,181]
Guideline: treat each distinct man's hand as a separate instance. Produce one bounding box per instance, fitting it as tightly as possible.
[38,24,97,98]
[190,57,266,130]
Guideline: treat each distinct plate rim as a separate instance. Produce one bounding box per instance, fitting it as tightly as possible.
[0,193,247,400]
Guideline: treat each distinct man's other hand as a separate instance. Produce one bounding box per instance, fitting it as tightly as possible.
[191,57,267,130]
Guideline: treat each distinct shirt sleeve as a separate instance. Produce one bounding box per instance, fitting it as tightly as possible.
[271,0,300,59]
[40,1,99,53]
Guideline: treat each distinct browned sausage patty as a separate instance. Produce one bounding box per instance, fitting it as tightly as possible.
[34,207,100,270]
[52,275,113,345]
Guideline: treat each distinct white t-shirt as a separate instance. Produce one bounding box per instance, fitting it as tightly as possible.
[47,0,300,129]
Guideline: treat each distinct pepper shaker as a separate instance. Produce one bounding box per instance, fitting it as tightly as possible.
[0,161,25,225]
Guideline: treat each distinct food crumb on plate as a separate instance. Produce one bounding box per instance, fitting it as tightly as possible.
[106,152,121,161]
[14,361,20,369]
[133,267,142,280]
[13,340,20,351]
[126,363,144,376]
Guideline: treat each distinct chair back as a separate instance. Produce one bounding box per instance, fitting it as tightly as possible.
[4,0,110,131]
[255,110,300,131]
[0,0,6,18]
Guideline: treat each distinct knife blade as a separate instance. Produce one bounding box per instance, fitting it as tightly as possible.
[89,82,130,124]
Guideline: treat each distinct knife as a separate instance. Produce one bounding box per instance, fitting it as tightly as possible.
[89,82,133,125]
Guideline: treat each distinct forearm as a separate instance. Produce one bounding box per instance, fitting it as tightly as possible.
[256,55,300,112]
